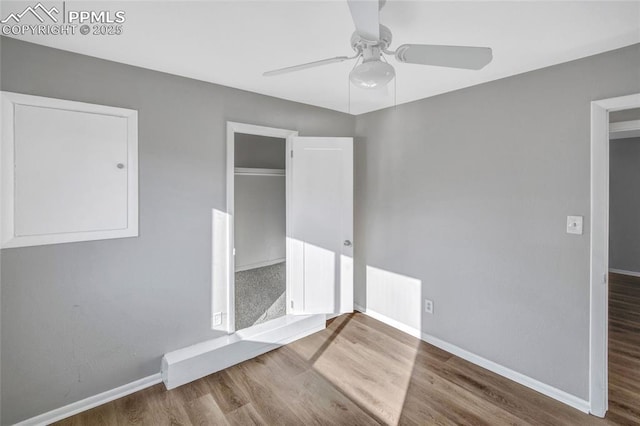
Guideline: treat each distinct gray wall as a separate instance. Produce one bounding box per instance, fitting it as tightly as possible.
[610,108,640,123]
[610,137,640,273]
[234,174,286,270]
[235,133,286,169]
[0,37,354,425]
[354,43,640,400]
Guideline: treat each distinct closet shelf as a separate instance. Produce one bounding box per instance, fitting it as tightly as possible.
[234,167,285,176]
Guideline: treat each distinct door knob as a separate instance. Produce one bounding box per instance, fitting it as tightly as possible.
[343,240,352,247]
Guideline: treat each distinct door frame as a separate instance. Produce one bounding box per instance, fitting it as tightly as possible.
[223,122,298,333]
[589,93,640,417]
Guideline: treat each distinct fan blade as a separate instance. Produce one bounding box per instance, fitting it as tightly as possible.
[263,56,353,76]
[347,0,380,41]
[395,44,493,70]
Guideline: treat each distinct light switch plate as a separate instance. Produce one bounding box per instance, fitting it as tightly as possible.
[567,216,583,235]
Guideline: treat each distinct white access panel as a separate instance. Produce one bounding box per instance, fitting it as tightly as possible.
[15,105,128,235]
[1,92,138,248]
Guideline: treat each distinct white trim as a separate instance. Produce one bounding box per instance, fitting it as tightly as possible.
[0,91,138,248]
[162,314,325,389]
[222,122,298,333]
[14,374,161,426]
[235,258,285,272]
[590,93,640,418]
[211,208,231,331]
[353,305,590,414]
[285,136,293,315]
[609,119,640,140]
[608,268,640,278]
[226,124,236,333]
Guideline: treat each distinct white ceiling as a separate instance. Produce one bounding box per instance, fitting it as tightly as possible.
[3,1,640,114]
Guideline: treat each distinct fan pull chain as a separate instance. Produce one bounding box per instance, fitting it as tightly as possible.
[348,75,351,115]
[380,53,396,110]
[348,54,363,115]
[394,72,397,108]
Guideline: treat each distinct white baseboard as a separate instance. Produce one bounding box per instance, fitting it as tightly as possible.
[235,258,285,272]
[14,374,162,426]
[353,304,590,414]
[609,268,640,278]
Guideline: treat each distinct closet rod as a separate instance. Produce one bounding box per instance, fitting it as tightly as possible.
[234,167,285,176]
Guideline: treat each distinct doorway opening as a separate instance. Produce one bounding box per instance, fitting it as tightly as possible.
[234,133,287,330]
[225,122,298,333]
[589,94,640,417]
[605,108,640,422]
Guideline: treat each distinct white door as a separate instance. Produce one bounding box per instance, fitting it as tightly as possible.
[288,137,353,315]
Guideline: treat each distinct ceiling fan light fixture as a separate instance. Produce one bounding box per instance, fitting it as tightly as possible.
[349,60,395,89]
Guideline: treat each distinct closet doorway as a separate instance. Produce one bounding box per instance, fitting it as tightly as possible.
[221,122,354,337]
[226,123,298,332]
[234,134,287,329]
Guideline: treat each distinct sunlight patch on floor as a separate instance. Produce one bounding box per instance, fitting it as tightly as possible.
[287,313,421,425]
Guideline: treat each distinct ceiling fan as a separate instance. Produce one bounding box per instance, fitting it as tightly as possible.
[263,0,493,89]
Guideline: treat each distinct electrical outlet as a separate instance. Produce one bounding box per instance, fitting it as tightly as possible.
[212,312,222,327]
[424,299,434,314]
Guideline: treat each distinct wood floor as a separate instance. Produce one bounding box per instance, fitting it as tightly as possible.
[56,287,640,426]
[607,272,640,425]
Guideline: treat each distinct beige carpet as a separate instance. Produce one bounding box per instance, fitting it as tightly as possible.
[234,262,286,330]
